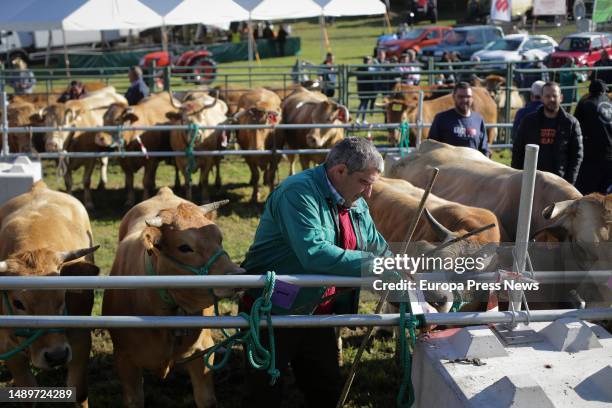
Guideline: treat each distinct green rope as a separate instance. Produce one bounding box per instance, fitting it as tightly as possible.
[450,290,468,313]
[398,121,410,157]
[205,271,280,385]
[185,123,199,188]
[396,301,417,408]
[0,329,46,361]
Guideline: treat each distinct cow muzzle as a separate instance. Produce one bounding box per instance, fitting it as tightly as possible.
[33,342,72,369]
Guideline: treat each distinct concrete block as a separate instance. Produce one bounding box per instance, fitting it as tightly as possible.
[449,325,508,359]
[470,375,555,408]
[0,156,42,207]
[539,318,603,352]
[575,365,612,403]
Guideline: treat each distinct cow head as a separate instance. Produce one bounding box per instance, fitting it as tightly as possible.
[302,101,349,148]
[0,246,99,369]
[141,200,244,312]
[97,103,138,148]
[39,104,83,152]
[165,96,224,147]
[533,194,612,270]
[378,97,417,145]
[233,106,282,150]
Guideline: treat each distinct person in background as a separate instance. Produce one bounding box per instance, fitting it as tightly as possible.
[7,57,36,95]
[356,56,377,124]
[125,66,149,106]
[512,80,545,143]
[559,58,586,111]
[429,82,489,156]
[276,24,289,57]
[320,52,337,98]
[517,56,549,102]
[512,82,583,185]
[57,80,87,103]
[574,79,612,194]
[590,49,612,89]
[263,22,275,40]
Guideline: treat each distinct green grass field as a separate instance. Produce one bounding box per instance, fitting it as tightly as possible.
[0,15,573,407]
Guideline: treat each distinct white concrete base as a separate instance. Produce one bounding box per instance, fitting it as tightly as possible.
[412,321,612,407]
[0,156,42,207]
[449,325,508,359]
[540,318,603,352]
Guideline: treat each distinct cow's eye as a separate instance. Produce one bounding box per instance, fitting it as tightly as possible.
[12,299,25,311]
[178,244,194,253]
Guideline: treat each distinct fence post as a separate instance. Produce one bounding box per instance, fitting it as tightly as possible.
[416,90,424,148]
[1,89,8,157]
[505,62,513,132]
[163,65,171,92]
[149,60,157,92]
[428,57,434,86]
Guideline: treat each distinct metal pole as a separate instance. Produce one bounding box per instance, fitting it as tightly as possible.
[416,90,424,147]
[1,90,8,157]
[511,144,539,314]
[505,62,513,126]
[0,309,611,329]
[248,14,253,65]
[61,28,70,78]
[320,13,325,61]
[427,57,434,86]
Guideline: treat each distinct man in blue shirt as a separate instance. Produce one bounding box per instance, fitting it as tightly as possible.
[512,80,544,144]
[125,66,149,105]
[428,82,490,156]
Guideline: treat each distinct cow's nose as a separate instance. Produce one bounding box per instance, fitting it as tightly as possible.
[45,141,60,152]
[44,346,70,367]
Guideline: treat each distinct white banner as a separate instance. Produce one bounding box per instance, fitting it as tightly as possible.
[533,0,566,16]
[491,0,512,22]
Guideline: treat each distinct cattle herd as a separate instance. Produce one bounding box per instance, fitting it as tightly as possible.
[0,80,610,407]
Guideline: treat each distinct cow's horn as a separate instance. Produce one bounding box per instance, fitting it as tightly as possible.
[339,104,350,123]
[230,109,247,122]
[542,199,574,220]
[193,95,218,115]
[0,261,8,273]
[374,102,388,107]
[424,208,455,243]
[58,245,100,263]
[145,216,163,227]
[200,199,229,214]
[169,92,182,109]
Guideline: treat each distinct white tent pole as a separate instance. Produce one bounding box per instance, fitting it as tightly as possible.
[248,13,253,64]
[44,30,52,67]
[320,12,324,60]
[62,28,70,77]
[162,17,168,54]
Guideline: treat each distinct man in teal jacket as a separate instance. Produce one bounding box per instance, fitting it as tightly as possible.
[241,137,392,407]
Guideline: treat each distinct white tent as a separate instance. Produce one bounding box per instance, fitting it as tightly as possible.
[313,0,386,17]
[0,0,161,31]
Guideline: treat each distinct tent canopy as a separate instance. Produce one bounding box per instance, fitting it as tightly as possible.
[313,0,386,17]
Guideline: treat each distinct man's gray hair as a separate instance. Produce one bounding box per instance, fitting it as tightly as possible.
[325,137,384,174]
[130,66,143,78]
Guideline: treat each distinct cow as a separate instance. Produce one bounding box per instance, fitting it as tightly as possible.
[98,92,180,208]
[0,101,45,153]
[388,82,454,103]
[381,86,498,146]
[0,181,100,407]
[166,93,229,202]
[265,80,322,100]
[472,74,524,120]
[280,87,350,175]
[233,88,283,203]
[211,84,250,116]
[102,187,244,408]
[387,140,583,241]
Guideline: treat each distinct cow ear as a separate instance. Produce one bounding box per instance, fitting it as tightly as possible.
[165,112,182,121]
[141,227,162,252]
[532,225,568,242]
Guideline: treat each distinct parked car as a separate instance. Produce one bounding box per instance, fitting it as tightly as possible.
[471,34,557,71]
[377,26,451,59]
[549,32,612,67]
[419,25,504,61]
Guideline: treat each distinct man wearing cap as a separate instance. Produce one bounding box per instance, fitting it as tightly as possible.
[512,81,583,185]
[125,66,149,105]
[575,79,612,194]
[512,80,545,144]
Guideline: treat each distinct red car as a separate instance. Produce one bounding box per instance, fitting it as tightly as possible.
[549,32,612,68]
[140,49,217,84]
[378,26,451,59]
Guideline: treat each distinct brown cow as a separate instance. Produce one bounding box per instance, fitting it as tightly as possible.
[472,74,524,120]
[0,101,45,153]
[166,94,229,202]
[281,88,350,175]
[0,181,100,407]
[382,86,498,145]
[387,140,583,241]
[98,92,180,208]
[102,187,244,408]
[211,84,250,116]
[234,88,283,203]
[265,80,322,100]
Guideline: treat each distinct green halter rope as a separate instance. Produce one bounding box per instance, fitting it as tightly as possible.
[398,121,410,157]
[184,123,200,188]
[396,300,419,408]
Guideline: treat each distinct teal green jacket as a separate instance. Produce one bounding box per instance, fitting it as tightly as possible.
[242,164,392,315]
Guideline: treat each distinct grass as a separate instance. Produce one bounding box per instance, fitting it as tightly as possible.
[0,14,574,407]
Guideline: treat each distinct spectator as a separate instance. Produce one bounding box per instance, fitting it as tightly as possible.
[559,58,586,110]
[590,49,612,88]
[575,79,612,194]
[356,56,377,124]
[374,48,394,98]
[429,82,489,156]
[230,27,241,44]
[240,137,391,407]
[438,52,457,85]
[57,80,87,103]
[320,52,337,98]
[7,57,36,95]
[276,24,289,57]
[403,50,420,85]
[125,66,149,106]
[512,82,583,185]
[518,56,549,102]
[512,80,545,143]
[262,22,275,40]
